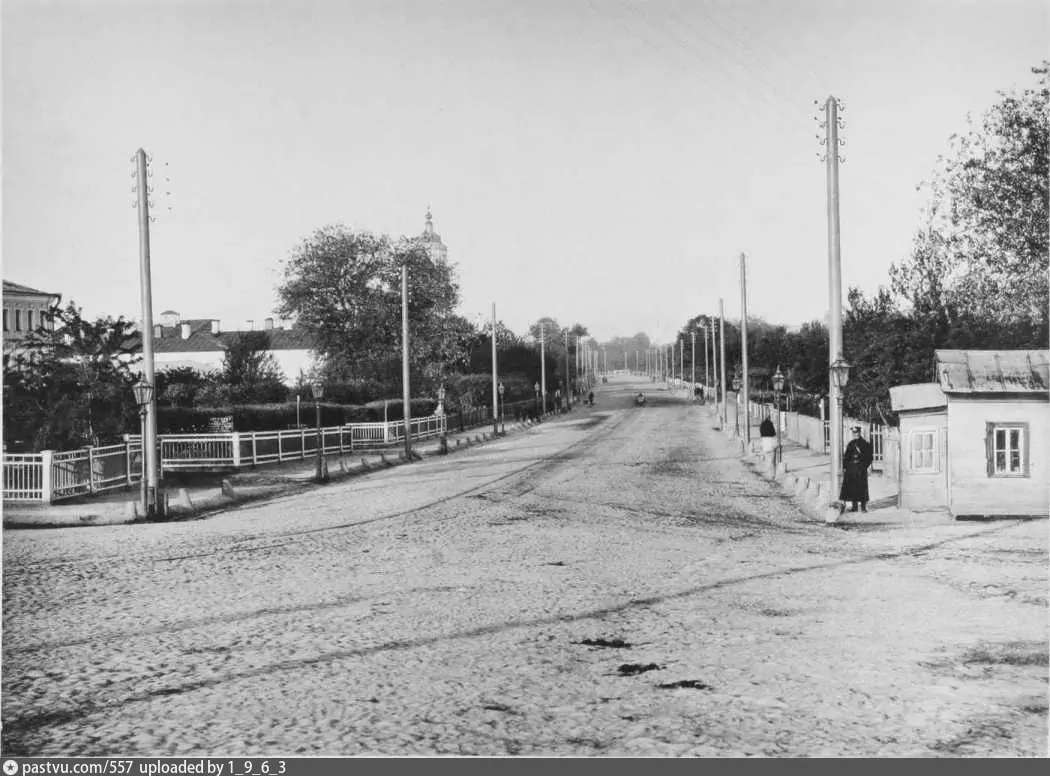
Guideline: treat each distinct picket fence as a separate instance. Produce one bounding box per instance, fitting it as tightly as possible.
[4,413,458,504]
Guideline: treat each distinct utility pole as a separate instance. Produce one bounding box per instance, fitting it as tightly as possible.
[719,299,727,427]
[740,253,751,445]
[401,259,412,458]
[564,328,570,410]
[491,303,498,434]
[540,324,547,415]
[822,95,847,514]
[703,323,710,390]
[134,148,159,517]
[680,339,684,390]
[690,330,696,397]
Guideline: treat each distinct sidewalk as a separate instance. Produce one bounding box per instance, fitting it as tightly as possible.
[2,411,569,530]
[702,400,937,528]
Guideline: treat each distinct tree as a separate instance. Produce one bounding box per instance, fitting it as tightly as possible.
[890,62,1049,329]
[3,302,140,451]
[218,332,287,404]
[275,224,461,385]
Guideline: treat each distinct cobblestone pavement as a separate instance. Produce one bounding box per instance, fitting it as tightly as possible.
[3,378,1047,757]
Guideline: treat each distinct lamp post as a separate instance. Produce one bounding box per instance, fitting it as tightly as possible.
[498,381,505,434]
[312,380,328,483]
[437,383,448,452]
[491,303,499,436]
[132,378,153,518]
[829,358,851,513]
[732,374,741,436]
[772,365,785,466]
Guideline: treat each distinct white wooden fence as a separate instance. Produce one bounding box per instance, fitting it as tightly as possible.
[3,414,449,504]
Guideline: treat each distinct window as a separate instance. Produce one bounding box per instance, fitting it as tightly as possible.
[986,422,1029,477]
[2,309,7,331]
[14,309,21,331]
[26,310,33,331]
[909,429,938,472]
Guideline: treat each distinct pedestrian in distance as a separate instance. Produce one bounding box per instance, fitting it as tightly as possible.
[588,390,595,406]
[840,425,874,512]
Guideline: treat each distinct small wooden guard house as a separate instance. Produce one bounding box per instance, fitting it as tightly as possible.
[889,350,1049,518]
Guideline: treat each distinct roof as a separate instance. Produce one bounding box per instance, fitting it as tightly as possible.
[935,350,1049,394]
[889,383,947,413]
[3,280,62,299]
[130,320,317,353]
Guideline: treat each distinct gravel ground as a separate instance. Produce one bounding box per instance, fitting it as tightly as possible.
[3,378,1047,757]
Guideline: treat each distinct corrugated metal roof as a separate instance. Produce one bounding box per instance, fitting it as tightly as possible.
[936,350,1049,394]
[889,383,947,412]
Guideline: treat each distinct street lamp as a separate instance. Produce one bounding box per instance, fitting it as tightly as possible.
[498,381,505,434]
[829,358,851,509]
[732,374,741,436]
[132,378,153,518]
[311,379,328,483]
[437,383,448,453]
[772,365,785,466]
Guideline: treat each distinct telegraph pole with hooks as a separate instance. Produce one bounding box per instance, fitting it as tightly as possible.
[132,149,160,517]
[816,95,847,516]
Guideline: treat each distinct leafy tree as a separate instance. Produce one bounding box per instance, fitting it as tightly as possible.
[275,225,461,385]
[3,302,140,451]
[155,366,211,408]
[890,61,1049,330]
[217,332,287,405]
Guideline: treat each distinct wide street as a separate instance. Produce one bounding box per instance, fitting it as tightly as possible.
[2,376,1047,757]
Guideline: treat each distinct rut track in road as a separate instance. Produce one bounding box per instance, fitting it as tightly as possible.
[12,409,637,573]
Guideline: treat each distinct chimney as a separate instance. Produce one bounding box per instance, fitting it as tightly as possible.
[211,319,220,334]
[246,320,254,331]
[265,317,274,330]
[180,323,191,339]
[153,324,162,339]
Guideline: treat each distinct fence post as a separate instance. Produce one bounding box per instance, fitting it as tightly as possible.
[41,450,54,504]
[123,435,133,488]
[301,426,306,460]
[251,432,258,467]
[87,446,97,494]
[231,432,241,468]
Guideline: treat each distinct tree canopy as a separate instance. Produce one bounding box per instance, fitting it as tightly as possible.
[890,62,1049,329]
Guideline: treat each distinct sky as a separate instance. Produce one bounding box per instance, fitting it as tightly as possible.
[3,0,1047,345]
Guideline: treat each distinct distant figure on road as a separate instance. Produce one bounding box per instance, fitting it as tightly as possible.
[695,385,704,401]
[840,425,874,512]
[759,417,776,437]
[588,391,595,406]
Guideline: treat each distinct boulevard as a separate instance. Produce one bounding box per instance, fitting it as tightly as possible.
[2,377,1046,757]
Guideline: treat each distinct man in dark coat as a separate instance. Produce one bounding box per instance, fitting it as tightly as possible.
[840,425,874,512]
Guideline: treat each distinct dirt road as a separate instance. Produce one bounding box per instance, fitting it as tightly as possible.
[3,377,1046,756]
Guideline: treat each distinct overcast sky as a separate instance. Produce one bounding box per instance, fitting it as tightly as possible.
[3,0,1046,344]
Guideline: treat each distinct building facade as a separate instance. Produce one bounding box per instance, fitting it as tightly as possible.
[2,280,62,355]
[890,350,1049,518]
[139,312,318,386]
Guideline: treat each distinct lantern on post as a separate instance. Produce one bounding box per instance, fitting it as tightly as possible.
[498,381,505,434]
[829,358,851,510]
[132,378,154,518]
[772,365,785,466]
[311,380,328,483]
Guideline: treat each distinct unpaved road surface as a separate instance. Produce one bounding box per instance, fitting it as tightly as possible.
[3,377,1047,757]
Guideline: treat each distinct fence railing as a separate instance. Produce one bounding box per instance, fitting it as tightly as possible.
[3,413,473,504]
[717,392,896,477]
